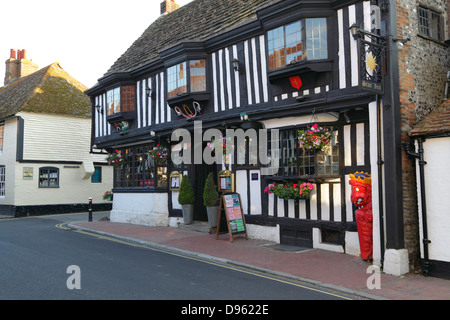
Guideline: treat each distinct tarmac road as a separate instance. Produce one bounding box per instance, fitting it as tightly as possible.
[0,213,361,303]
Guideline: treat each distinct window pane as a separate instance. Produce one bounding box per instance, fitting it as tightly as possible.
[167,65,178,98]
[91,167,102,183]
[190,60,206,92]
[418,7,429,37]
[285,21,302,64]
[107,88,121,115]
[306,18,327,60]
[121,86,135,112]
[268,26,286,70]
[177,62,187,95]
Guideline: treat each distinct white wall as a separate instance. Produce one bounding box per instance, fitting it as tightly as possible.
[110,193,170,227]
[417,137,450,262]
[0,112,113,207]
[0,118,18,206]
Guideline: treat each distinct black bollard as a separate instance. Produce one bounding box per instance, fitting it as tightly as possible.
[88,197,93,222]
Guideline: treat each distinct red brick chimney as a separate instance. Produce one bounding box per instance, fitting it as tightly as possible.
[4,49,38,86]
[160,0,180,15]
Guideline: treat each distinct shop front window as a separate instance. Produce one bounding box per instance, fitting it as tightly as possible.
[113,145,168,190]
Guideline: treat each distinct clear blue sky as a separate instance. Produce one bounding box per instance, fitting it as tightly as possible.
[0,0,193,88]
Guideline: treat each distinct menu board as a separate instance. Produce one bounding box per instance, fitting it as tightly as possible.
[216,193,248,242]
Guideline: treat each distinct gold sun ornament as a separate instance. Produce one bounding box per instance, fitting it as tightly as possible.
[365,51,378,76]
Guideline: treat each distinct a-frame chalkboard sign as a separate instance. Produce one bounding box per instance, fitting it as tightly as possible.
[216,193,248,242]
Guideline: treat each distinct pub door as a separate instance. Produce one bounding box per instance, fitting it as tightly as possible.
[193,163,217,221]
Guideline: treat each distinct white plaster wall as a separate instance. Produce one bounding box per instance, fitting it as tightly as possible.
[417,137,450,262]
[111,192,170,227]
[0,118,18,206]
[14,163,113,205]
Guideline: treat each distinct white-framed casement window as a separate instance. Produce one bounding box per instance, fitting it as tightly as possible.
[0,166,5,197]
[0,121,4,154]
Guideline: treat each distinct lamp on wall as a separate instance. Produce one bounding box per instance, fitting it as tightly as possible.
[95,105,103,115]
[232,58,240,72]
[349,23,361,40]
[393,37,411,46]
[146,87,154,99]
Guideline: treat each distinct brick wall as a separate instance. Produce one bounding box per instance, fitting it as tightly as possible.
[396,0,449,271]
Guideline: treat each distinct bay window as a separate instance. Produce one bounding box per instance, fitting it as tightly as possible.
[167,59,206,98]
[106,86,136,116]
[268,18,328,70]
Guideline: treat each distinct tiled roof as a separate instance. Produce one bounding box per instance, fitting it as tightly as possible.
[409,99,450,137]
[0,63,91,119]
[104,0,280,77]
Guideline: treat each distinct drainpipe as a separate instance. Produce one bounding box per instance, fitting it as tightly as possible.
[405,139,431,276]
[376,94,385,268]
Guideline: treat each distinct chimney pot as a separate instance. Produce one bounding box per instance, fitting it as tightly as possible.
[10,49,16,59]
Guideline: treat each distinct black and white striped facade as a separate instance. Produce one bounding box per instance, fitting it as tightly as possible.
[89,1,384,260]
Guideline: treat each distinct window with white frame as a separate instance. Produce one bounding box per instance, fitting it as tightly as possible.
[0,166,5,197]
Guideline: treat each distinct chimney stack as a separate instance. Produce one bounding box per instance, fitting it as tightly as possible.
[4,49,38,86]
[160,0,180,15]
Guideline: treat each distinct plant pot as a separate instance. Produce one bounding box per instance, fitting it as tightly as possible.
[182,204,194,225]
[206,206,219,228]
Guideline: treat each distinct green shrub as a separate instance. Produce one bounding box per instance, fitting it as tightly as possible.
[203,173,219,207]
[178,175,195,205]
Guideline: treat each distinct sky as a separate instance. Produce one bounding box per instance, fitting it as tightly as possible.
[0,0,194,88]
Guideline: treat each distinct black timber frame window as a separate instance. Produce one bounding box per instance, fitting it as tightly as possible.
[418,5,443,41]
[39,167,59,188]
[113,145,168,190]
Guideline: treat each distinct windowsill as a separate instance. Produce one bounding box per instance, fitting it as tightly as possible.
[167,92,210,107]
[106,111,136,123]
[268,60,332,81]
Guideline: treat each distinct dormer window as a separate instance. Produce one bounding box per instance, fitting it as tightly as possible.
[268,18,328,70]
[167,59,206,99]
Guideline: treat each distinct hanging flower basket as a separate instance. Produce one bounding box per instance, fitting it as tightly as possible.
[298,123,332,152]
[207,136,235,155]
[264,182,314,200]
[106,150,125,167]
[149,144,169,164]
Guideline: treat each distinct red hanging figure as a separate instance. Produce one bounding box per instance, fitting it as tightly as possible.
[349,172,373,261]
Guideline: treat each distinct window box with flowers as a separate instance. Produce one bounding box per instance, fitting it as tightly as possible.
[264,181,314,200]
[103,190,113,201]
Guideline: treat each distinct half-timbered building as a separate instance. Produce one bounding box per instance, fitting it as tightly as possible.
[86,0,449,276]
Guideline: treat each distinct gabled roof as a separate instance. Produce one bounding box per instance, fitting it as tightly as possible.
[104,0,280,77]
[409,99,450,137]
[0,62,91,119]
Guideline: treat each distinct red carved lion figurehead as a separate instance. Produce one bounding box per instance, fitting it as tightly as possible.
[349,172,372,209]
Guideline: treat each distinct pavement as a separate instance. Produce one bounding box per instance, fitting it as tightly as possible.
[68,219,450,300]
